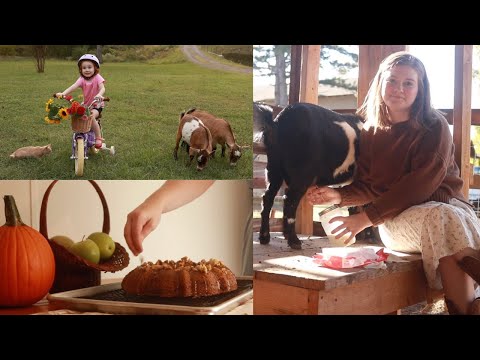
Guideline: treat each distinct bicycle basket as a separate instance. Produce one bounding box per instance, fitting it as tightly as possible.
[71,114,93,133]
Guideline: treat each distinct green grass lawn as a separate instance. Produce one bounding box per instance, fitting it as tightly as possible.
[0,58,252,179]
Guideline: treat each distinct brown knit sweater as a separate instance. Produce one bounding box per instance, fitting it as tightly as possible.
[338,115,469,226]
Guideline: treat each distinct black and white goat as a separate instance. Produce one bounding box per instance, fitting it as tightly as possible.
[254,102,364,249]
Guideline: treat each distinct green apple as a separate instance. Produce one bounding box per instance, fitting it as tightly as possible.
[87,232,116,261]
[51,235,75,249]
[70,239,100,264]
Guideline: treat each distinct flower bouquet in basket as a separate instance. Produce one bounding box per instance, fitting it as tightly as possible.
[44,98,69,124]
[44,95,91,125]
[66,96,91,121]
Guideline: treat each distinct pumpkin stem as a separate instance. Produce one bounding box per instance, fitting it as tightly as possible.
[4,195,25,226]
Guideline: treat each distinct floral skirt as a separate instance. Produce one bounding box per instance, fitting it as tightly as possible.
[378,198,480,290]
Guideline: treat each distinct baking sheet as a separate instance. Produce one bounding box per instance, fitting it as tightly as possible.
[47,276,253,315]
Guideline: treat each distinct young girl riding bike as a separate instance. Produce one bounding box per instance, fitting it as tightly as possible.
[56,54,106,149]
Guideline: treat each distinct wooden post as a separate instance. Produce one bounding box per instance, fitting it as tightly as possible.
[299,46,321,103]
[295,45,321,236]
[357,45,407,106]
[453,45,473,198]
[289,45,302,105]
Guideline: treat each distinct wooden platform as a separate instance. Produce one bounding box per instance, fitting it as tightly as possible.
[253,232,440,315]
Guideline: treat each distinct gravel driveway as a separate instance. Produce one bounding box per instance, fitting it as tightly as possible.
[181,45,252,74]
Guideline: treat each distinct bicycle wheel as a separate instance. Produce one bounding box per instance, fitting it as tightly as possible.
[75,137,85,176]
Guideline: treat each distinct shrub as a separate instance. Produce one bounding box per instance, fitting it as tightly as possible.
[102,53,125,63]
[47,45,75,59]
[223,52,253,66]
[0,46,16,56]
[71,45,94,61]
[15,46,33,57]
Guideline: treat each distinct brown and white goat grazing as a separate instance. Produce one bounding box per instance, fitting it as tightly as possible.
[254,102,364,249]
[181,108,243,166]
[174,114,213,171]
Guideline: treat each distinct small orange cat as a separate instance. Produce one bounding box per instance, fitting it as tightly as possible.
[10,144,52,159]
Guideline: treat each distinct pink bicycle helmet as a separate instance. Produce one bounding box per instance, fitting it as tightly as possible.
[78,54,100,68]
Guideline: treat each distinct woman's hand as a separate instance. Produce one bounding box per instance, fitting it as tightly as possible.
[306,186,342,205]
[124,201,162,256]
[55,92,63,98]
[123,180,215,257]
[329,212,373,245]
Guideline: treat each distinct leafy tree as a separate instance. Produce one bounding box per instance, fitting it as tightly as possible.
[96,45,103,63]
[271,46,289,106]
[32,45,47,73]
[254,45,290,105]
[254,45,358,105]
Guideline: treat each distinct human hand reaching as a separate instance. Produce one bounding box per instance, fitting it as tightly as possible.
[306,186,342,205]
[124,201,162,256]
[329,212,373,245]
[123,180,215,257]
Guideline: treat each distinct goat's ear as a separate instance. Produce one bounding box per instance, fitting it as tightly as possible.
[190,147,201,154]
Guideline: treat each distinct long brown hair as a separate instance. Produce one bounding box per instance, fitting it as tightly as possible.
[357,51,444,130]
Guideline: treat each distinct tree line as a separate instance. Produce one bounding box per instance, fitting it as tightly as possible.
[254,45,358,106]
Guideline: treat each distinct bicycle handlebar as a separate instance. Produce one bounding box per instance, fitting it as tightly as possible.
[52,94,110,102]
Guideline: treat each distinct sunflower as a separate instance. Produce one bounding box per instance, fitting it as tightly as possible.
[58,108,69,120]
[45,98,54,112]
[45,116,57,124]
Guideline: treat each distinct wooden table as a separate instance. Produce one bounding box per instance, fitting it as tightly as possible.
[253,232,439,315]
[0,278,253,315]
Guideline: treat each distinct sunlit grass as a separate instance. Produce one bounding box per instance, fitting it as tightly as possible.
[0,59,252,179]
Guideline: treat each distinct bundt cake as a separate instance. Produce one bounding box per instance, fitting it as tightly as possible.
[121,256,238,297]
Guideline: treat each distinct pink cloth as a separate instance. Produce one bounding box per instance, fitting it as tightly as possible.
[74,74,105,107]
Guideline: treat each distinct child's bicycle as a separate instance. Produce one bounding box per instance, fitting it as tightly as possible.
[54,94,115,176]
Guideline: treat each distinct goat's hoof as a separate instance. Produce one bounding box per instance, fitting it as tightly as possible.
[288,239,302,250]
[259,233,270,245]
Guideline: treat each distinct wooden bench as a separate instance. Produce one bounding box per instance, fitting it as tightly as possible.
[253,232,442,315]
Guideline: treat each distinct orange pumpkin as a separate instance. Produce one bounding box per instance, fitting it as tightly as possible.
[0,195,55,307]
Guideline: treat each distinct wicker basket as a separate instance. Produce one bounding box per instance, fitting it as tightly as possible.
[40,180,130,293]
[71,114,93,133]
